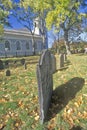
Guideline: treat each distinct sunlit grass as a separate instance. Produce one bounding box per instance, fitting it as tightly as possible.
[0,54,87,130]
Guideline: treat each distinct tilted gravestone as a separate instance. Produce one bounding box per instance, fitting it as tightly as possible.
[51,54,56,73]
[59,53,64,68]
[0,60,4,70]
[36,50,53,123]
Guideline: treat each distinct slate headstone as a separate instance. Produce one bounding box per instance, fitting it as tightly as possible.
[0,60,4,70]
[36,50,53,123]
[59,54,64,68]
[51,54,56,73]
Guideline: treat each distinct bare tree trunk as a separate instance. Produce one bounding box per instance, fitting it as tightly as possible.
[64,30,71,55]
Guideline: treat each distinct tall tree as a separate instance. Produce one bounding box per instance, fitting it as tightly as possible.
[45,0,83,54]
[0,0,12,35]
[21,0,83,54]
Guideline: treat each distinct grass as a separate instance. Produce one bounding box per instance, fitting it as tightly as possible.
[0,54,87,130]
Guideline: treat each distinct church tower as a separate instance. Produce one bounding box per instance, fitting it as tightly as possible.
[33,17,48,49]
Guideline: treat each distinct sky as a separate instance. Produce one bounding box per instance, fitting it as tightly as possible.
[7,0,87,48]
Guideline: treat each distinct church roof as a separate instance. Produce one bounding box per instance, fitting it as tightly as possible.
[4,28,41,38]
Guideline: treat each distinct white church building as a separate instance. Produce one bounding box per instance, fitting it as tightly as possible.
[0,18,48,57]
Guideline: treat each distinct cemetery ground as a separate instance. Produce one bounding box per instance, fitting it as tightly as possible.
[0,54,87,130]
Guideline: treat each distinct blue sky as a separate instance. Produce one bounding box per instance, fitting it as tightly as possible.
[7,0,87,48]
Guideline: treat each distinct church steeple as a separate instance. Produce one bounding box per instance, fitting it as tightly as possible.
[33,17,41,35]
[33,17,48,49]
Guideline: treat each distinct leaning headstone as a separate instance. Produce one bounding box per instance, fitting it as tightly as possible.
[51,54,56,73]
[6,69,11,76]
[36,50,53,123]
[59,53,64,68]
[0,60,4,70]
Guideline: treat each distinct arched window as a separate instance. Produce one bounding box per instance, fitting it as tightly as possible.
[5,41,10,50]
[16,41,21,50]
[26,41,29,50]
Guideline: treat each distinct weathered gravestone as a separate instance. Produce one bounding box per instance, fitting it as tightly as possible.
[0,60,4,70]
[59,53,64,68]
[51,54,56,73]
[6,69,11,76]
[36,50,53,123]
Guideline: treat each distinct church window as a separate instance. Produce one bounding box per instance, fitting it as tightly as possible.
[5,41,10,50]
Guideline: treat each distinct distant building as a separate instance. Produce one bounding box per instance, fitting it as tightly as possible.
[0,18,48,57]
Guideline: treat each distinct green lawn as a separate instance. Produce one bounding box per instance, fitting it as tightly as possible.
[0,54,87,130]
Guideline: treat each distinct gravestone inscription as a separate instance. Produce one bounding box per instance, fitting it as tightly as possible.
[36,50,53,123]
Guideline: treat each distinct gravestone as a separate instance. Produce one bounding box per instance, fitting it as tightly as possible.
[14,60,17,64]
[51,54,56,73]
[59,53,64,68]
[21,59,25,65]
[24,63,27,69]
[84,48,87,54]
[36,50,53,123]
[6,69,11,76]
[0,60,4,70]
[64,53,67,61]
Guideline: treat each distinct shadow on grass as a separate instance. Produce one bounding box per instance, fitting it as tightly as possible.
[70,125,83,130]
[55,60,71,72]
[27,60,39,64]
[64,60,72,66]
[57,66,68,71]
[47,77,85,121]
